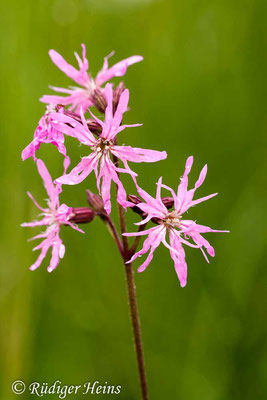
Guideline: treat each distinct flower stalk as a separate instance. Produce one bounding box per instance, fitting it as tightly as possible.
[112,149,149,399]
[124,261,149,400]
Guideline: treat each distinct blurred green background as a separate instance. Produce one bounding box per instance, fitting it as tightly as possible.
[0,0,266,399]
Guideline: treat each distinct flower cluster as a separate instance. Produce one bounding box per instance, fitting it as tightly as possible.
[22,44,227,286]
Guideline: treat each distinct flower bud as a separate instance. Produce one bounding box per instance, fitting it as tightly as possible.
[127,194,142,205]
[86,190,105,213]
[127,194,146,218]
[162,197,174,209]
[86,119,102,135]
[92,89,107,113]
[69,207,95,224]
[113,81,125,112]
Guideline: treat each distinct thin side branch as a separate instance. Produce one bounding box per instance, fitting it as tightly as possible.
[99,213,124,257]
[129,223,147,258]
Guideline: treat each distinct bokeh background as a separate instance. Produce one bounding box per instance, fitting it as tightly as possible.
[0,0,266,399]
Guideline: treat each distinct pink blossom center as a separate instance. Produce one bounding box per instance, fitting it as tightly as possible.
[162,210,182,229]
[44,205,72,225]
[94,138,112,155]
[84,76,95,92]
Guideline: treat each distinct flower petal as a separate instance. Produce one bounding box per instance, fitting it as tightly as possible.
[176,155,194,210]
[40,89,93,112]
[190,193,218,207]
[22,110,68,163]
[98,155,127,214]
[55,153,99,185]
[137,227,166,272]
[169,230,187,287]
[25,191,47,212]
[96,54,143,85]
[134,182,168,217]
[123,226,160,237]
[48,45,90,86]
[111,88,129,134]
[103,83,114,135]
[50,111,96,145]
[30,238,51,271]
[127,226,166,272]
[47,239,65,273]
[111,146,167,163]
[37,159,60,210]
[180,164,207,213]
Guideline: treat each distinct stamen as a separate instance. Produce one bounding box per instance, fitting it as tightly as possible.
[163,211,182,228]
[95,138,112,155]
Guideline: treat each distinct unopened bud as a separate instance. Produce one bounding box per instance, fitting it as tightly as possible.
[86,190,104,212]
[127,194,146,218]
[151,217,162,225]
[86,119,102,135]
[92,89,107,113]
[69,207,95,224]
[113,81,125,112]
[162,197,174,209]
[127,194,142,205]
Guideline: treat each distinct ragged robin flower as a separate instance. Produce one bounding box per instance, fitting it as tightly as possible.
[124,156,229,287]
[21,159,86,272]
[40,44,143,111]
[21,105,70,170]
[50,83,167,214]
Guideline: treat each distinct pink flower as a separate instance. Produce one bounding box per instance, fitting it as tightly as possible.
[124,156,229,287]
[40,44,143,111]
[21,159,83,272]
[21,105,70,170]
[50,83,167,214]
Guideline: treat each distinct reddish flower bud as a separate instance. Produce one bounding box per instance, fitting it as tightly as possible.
[127,194,142,205]
[86,190,105,213]
[162,197,174,209]
[69,207,95,224]
[127,194,146,217]
[113,81,125,112]
[92,89,107,113]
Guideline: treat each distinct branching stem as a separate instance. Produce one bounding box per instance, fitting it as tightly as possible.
[103,209,149,400]
[100,213,124,257]
[107,135,149,400]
